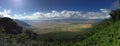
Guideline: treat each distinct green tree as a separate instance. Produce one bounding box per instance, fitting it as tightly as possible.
[110,9,120,21]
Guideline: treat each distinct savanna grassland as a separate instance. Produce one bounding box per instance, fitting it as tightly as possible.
[32,22,92,34]
[31,22,93,41]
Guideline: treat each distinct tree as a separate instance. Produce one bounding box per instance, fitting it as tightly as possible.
[110,9,120,21]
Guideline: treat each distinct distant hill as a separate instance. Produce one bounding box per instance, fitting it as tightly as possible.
[0,17,22,34]
[14,19,30,27]
[23,18,104,25]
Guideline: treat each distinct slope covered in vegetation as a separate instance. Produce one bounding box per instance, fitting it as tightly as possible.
[73,9,120,46]
[73,20,120,46]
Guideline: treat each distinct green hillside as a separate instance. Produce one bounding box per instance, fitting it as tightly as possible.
[73,9,120,46]
[73,20,120,46]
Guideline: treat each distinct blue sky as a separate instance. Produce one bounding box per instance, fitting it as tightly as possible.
[0,0,119,20]
[0,0,117,13]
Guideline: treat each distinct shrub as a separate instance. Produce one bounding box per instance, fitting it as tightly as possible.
[110,9,120,21]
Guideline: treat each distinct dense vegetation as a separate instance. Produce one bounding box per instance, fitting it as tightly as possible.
[0,9,120,46]
[110,9,120,21]
[74,20,120,46]
[75,9,120,46]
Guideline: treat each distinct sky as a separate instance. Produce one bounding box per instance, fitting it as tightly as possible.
[0,0,119,20]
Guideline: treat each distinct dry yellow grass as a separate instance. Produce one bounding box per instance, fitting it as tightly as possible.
[31,22,92,34]
[61,24,92,32]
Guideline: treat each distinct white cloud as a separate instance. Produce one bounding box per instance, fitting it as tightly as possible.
[0,9,110,20]
[100,9,110,13]
[0,9,11,17]
[100,9,111,18]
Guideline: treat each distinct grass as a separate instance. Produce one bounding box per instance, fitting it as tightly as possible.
[32,23,92,34]
[1,19,120,46]
[31,23,93,42]
[0,21,94,46]
[73,20,120,46]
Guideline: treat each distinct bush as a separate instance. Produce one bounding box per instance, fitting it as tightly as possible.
[110,9,120,21]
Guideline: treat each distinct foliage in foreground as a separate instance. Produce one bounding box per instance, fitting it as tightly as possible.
[73,9,120,46]
[74,21,120,46]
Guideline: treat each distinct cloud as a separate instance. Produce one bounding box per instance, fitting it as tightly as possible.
[113,0,120,9]
[82,9,110,19]
[0,9,110,20]
[0,9,11,17]
[11,10,83,20]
